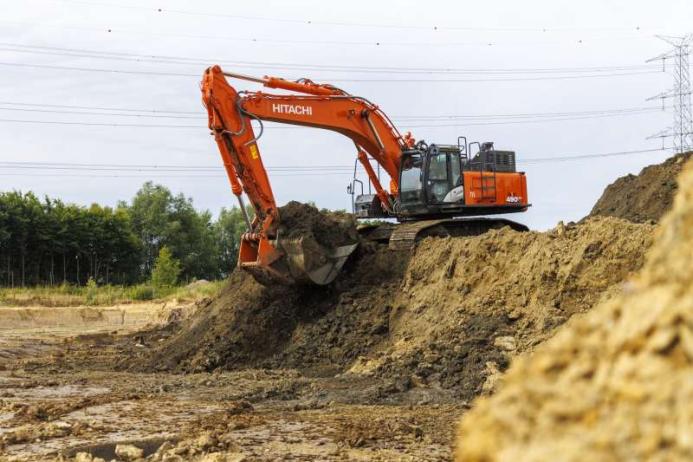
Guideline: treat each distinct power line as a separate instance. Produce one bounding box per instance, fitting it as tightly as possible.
[0,101,200,115]
[0,42,660,75]
[0,61,662,83]
[330,72,661,82]
[0,172,351,178]
[45,0,655,33]
[521,148,663,163]
[0,105,664,130]
[0,118,202,129]
[0,102,663,124]
[0,162,353,173]
[395,106,662,120]
[0,61,198,78]
[0,106,202,119]
[0,149,665,178]
[0,107,663,130]
[0,20,656,49]
[403,109,662,127]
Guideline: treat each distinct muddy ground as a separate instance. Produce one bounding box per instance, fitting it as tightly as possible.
[0,307,461,461]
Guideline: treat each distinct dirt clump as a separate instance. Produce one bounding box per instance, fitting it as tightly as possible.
[590,151,692,223]
[455,162,693,461]
[277,201,359,248]
[142,205,653,404]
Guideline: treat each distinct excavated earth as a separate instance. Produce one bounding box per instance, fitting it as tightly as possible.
[139,215,653,406]
[2,155,690,461]
[590,151,692,223]
[454,160,693,462]
[276,201,359,249]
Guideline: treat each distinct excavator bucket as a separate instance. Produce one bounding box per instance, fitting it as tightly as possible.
[277,237,358,285]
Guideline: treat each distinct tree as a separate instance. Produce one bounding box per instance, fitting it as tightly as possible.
[0,191,141,286]
[0,182,251,287]
[213,205,253,276]
[128,182,222,282]
[128,182,173,276]
[150,246,181,288]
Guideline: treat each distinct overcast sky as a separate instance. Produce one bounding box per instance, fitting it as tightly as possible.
[1,0,691,230]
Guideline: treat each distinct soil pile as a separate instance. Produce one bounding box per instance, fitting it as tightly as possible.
[141,212,653,403]
[455,162,693,461]
[590,151,692,223]
[278,201,359,248]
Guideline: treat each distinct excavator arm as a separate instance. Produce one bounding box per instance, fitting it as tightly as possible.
[201,65,413,284]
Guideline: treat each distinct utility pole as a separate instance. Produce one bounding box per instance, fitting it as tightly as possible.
[646,34,693,154]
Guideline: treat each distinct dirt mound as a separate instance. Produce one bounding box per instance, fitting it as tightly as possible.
[354,216,653,400]
[139,241,410,377]
[278,201,359,248]
[589,151,692,223]
[139,210,653,403]
[455,163,693,461]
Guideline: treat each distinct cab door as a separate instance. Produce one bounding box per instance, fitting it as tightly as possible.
[425,147,463,204]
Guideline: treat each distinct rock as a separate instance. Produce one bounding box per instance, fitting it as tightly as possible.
[480,361,503,394]
[198,453,246,462]
[195,432,217,450]
[74,453,94,462]
[115,443,144,461]
[507,309,523,320]
[150,440,174,461]
[493,336,517,351]
[226,400,254,415]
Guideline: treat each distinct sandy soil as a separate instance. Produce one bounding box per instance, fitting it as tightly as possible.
[590,151,692,223]
[455,161,693,461]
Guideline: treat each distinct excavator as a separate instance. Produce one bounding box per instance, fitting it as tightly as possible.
[201,65,530,285]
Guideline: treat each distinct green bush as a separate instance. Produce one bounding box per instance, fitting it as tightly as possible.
[130,285,155,301]
[85,278,98,305]
[151,246,182,288]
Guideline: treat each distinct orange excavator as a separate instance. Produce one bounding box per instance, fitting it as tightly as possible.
[201,65,530,285]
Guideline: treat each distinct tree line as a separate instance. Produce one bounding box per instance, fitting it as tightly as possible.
[0,182,251,287]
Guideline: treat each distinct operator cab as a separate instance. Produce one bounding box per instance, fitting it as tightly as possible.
[349,137,528,221]
[400,143,464,210]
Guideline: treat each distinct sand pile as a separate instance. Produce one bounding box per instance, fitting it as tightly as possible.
[141,213,653,403]
[454,162,693,461]
[590,151,691,223]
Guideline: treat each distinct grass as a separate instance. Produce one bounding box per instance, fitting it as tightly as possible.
[0,280,225,307]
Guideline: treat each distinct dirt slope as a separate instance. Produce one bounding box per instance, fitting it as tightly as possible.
[455,163,693,461]
[590,151,692,223]
[141,214,653,404]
